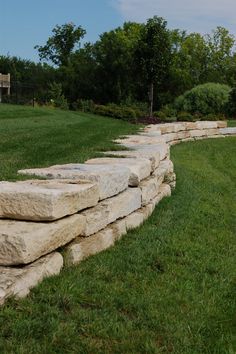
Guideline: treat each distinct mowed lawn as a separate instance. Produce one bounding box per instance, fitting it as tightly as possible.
[0,105,236,354]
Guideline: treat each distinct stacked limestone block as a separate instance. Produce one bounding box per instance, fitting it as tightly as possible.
[0,120,233,305]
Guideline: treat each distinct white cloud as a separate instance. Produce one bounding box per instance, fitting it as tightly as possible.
[112,0,236,34]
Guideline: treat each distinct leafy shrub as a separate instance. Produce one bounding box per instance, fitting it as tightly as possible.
[174,83,231,116]
[228,85,236,118]
[153,105,177,121]
[177,111,194,122]
[153,111,167,120]
[72,99,95,112]
[48,82,68,110]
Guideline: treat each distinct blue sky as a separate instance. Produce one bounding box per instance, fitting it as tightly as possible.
[1,0,236,62]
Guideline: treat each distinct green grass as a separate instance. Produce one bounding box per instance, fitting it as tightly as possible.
[0,104,139,181]
[0,105,236,353]
[228,120,236,127]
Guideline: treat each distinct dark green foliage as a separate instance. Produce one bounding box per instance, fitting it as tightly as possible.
[174,83,231,115]
[228,84,236,117]
[48,82,69,110]
[177,111,194,121]
[35,23,86,66]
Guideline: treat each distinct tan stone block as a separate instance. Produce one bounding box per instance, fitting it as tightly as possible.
[0,179,99,221]
[185,122,197,130]
[85,157,151,186]
[205,129,219,136]
[81,188,141,236]
[115,135,165,145]
[219,127,236,135]
[131,143,169,161]
[140,175,161,206]
[19,163,130,200]
[190,130,207,138]
[0,252,63,305]
[0,214,85,266]
[110,219,127,241]
[176,131,191,140]
[65,228,116,266]
[102,150,160,172]
[217,121,227,128]
[125,211,144,230]
[196,121,218,129]
[164,133,178,143]
[151,184,172,207]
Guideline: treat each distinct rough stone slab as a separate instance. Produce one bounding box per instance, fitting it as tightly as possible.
[110,219,127,240]
[140,176,161,206]
[164,172,176,184]
[176,131,191,140]
[151,184,172,207]
[0,252,63,305]
[196,121,218,129]
[115,135,165,146]
[102,149,160,171]
[190,130,207,138]
[125,211,144,230]
[0,179,99,221]
[85,157,151,186]
[65,228,116,266]
[81,188,141,236]
[0,214,85,266]
[19,164,130,200]
[185,122,198,130]
[205,129,219,136]
[130,144,169,161]
[139,131,162,137]
[219,127,236,135]
[164,133,178,143]
[217,121,227,128]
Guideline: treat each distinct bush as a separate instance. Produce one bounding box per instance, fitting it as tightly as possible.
[48,82,69,110]
[177,111,194,122]
[174,83,231,116]
[153,105,177,121]
[72,99,95,112]
[228,85,236,118]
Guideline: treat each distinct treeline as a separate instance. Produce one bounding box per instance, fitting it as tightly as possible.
[1,17,236,115]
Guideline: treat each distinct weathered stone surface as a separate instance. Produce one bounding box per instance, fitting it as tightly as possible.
[219,127,236,135]
[185,122,198,130]
[131,144,169,161]
[85,157,151,186]
[0,252,63,305]
[19,164,130,200]
[189,130,207,138]
[103,149,160,171]
[81,188,141,236]
[140,175,161,206]
[176,131,191,140]
[115,135,165,146]
[164,133,178,143]
[217,121,227,128]
[0,179,99,221]
[205,129,219,136]
[151,184,172,207]
[65,228,116,266]
[125,211,144,230]
[0,214,85,266]
[110,219,127,240]
[139,131,162,137]
[196,121,218,129]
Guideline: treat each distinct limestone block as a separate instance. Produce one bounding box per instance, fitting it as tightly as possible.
[131,143,169,161]
[196,121,218,129]
[85,157,151,186]
[65,228,116,266]
[0,252,63,305]
[169,140,181,146]
[110,219,127,241]
[219,127,236,135]
[176,131,191,140]
[141,203,155,220]
[169,181,176,190]
[125,211,144,230]
[139,131,162,137]
[102,149,160,172]
[164,133,178,143]
[81,188,141,236]
[151,184,172,207]
[205,129,219,136]
[185,122,198,130]
[164,172,176,184]
[217,121,227,128]
[115,135,165,146]
[189,130,207,138]
[140,175,161,206]
[0,214,85,266]
[19,163,130,200]
[0,179,99,221]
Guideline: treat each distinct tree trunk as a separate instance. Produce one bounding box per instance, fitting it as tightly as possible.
[149,82,154,117]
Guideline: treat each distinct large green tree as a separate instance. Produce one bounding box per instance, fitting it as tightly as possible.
[35,23,86,67]
[135,16,172,116]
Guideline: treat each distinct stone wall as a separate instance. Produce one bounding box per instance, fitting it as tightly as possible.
[0,121,235,305]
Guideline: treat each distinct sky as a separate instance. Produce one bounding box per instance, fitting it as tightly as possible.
[1,0,236,62]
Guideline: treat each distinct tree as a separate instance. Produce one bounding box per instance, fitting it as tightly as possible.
[135,16,171,116]
[35,23,86,66]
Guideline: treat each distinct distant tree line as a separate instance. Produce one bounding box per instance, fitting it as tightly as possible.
[1,17,236,115]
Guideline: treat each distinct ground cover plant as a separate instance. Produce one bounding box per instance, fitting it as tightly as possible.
[0,105,235,353]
